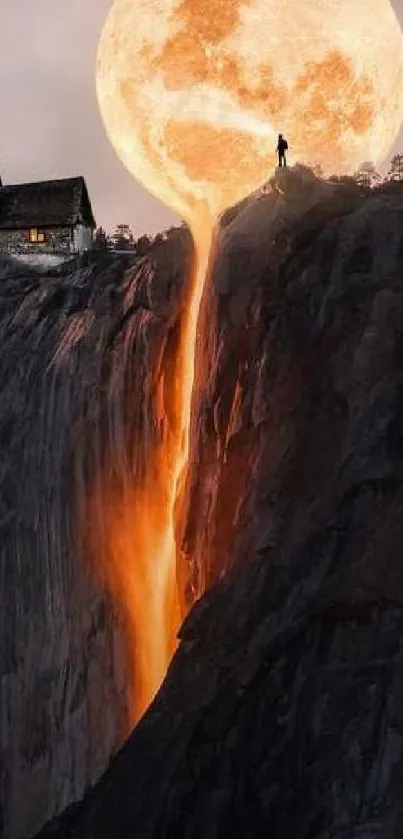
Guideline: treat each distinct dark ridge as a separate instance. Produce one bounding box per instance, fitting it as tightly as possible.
[29,168,403,838]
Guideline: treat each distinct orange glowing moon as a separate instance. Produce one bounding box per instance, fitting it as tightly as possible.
[96,0,403,224]
[97,0,403,227]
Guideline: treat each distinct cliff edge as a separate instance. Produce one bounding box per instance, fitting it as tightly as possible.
[0,231,192,839]
[34,167,403,838]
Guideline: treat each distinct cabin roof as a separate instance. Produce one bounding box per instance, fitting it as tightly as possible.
[0,176,96,230]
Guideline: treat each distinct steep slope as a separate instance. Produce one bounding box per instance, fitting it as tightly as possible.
[0,231,192,839]
[36,168,403,839]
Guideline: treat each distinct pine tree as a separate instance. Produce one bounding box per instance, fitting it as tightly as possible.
[311,163,324,179]
[354,162,381,188]
[387,154,403,182]
[94,227,109,250]
[112,224,135,250]
[135,234,152,257]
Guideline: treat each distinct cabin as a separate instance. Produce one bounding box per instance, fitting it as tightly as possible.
[0,175,96,261]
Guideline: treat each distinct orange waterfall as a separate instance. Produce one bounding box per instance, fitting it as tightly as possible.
[89,215,214,723]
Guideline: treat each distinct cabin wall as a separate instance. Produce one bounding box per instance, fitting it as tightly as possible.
[73,224,93,253]
[0,227,73,256]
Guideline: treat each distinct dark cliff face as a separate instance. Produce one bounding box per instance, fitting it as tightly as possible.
[35,168,403,839]
[0,231,192,839]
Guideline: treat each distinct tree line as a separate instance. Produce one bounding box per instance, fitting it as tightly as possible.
[95,153,403,249]
[92,222,186,254]
[312,153,403,188]
[93,222,151,253]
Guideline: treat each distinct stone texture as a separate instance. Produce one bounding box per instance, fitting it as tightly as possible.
[0,227,82,256]
[34,167,403,839]
[0,230,192,839]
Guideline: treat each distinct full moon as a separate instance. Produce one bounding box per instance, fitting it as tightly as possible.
[97,0,403,231]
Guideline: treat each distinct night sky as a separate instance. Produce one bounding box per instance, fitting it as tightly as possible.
[0,0,402,235]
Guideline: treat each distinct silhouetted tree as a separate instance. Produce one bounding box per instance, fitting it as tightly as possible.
[326,174,355,186]
[135,234,152,257]
[387,154,403,182]
[152,233,165,248]
[309,163,324,179]
[353,162,381,188]
[93,227,109,250]
[112,224,135,250]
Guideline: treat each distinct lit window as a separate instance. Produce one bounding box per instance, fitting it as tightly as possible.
[29,229,45,244]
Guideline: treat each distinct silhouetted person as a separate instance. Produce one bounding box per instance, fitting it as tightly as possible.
[277,134,288,167]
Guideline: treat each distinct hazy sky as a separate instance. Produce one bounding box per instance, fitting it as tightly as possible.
[0,0,403,235]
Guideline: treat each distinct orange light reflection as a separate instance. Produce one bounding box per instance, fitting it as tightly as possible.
[88,216,213,723]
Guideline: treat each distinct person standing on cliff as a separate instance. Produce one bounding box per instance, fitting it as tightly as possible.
[277,134,288,167]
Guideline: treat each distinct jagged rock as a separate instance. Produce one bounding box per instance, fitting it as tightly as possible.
[0,233,192,839]
[33,168,403,839]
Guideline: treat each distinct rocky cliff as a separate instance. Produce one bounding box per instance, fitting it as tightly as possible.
[0,229,192,839]
[3,167,403,839]
[34,167,403,839]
